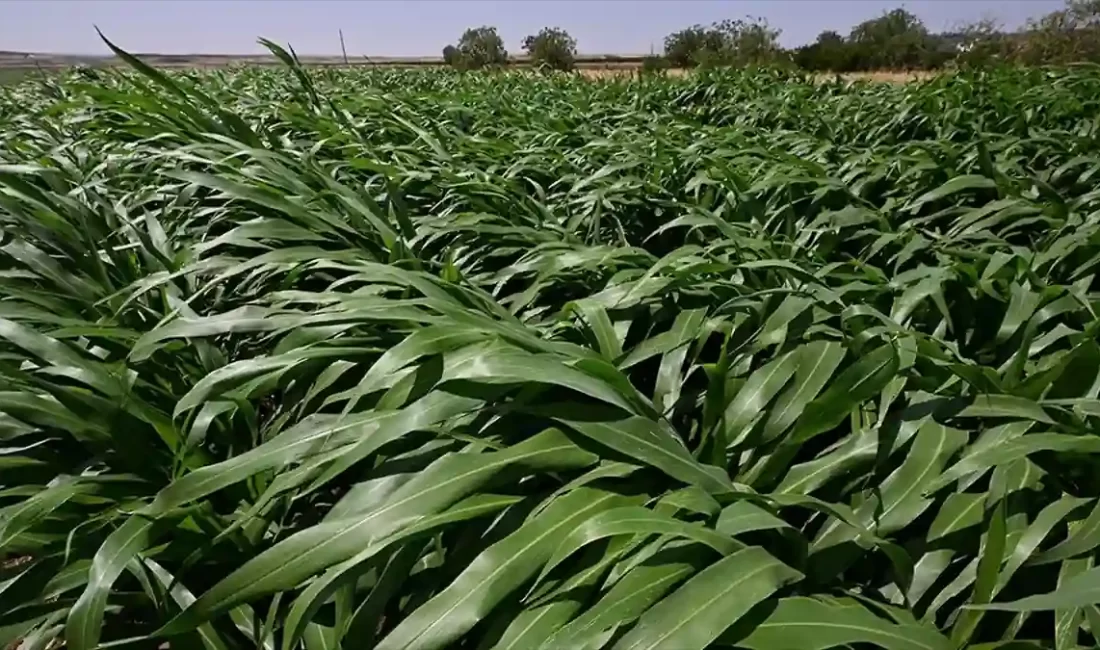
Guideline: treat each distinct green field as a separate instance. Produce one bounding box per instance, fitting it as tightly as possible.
[2,53,1100,650]
[0,68,36,85]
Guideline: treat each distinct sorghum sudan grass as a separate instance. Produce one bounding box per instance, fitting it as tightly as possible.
[2,40,1100,649]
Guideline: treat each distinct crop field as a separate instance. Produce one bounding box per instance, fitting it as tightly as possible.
[2,45,1100,650]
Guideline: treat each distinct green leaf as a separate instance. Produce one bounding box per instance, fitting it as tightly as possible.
[374,486,629,646]
[723,348,800,447]
[0,479,90,552]
[610,546,802,650]
[537,506,740,587]
[789,343,899,444]
[977,565,1100,611]
[66,517,157,650]
[281,493,521,650]
[775,427,877,495]
[1054,557,1092,650]
[907,175,997,213]
[928,433,1100,494]
[957,395,1053,424]
[654,309,705,413]
[374,487,632,650]
[540,543,701,650]
[716,501,790,536]
[815,419,967,550]
[998,496,1092,592]
[927,493,986,541]
[559,417,732,494]
[444,345,652,418]
[575,302,624,361]
[484,600,586,650]
[140,559,230,650]
[952,498,1007,645]
[760,341,847,442]
[161,428,595,634]
[1031,499,1100,566]
[734,596,952,650]
[146,392,478,514]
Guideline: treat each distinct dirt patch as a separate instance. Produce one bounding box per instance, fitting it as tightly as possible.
[578,67,689,79]
[834,70,936,83]
[1,555,32,569]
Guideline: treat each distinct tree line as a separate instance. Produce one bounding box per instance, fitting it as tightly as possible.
[441,0,1100,72]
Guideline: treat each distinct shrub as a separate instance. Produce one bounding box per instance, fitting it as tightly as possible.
[640,54,669,74]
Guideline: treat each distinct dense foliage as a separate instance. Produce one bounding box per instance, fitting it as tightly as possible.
[444,26,508,70]
[439,0,1100,73]
[794,1,1100,72]
[441,44,460,67]
[522,27,577,72]
[663,18,784,68]
[4,41,1100,650]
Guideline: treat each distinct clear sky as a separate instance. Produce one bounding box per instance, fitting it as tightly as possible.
[2,0,1067,57]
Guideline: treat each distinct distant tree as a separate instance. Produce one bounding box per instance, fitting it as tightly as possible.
[1019,6,1077,63]
[1066,0,1100,29]
[715,17,783,65]
[794,30,854,71]
[663,25,719,68]
[847,8,936,70]
[816,30,846,48]
[1017,0,1100,64]
[663,17,782,68]
[449,26,508,70]
[1067,0,1100,60]
[655,1,1100,73]
[950,17,1010,67]
[522,27,577,71]
[442,44,460,67]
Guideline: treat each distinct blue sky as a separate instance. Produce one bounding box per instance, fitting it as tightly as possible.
[2,0,1066,56]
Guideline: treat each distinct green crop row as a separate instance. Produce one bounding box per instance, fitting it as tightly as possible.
[2,42,1100,650]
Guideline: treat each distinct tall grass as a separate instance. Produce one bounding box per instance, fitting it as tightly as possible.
[2,41,1100,649]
